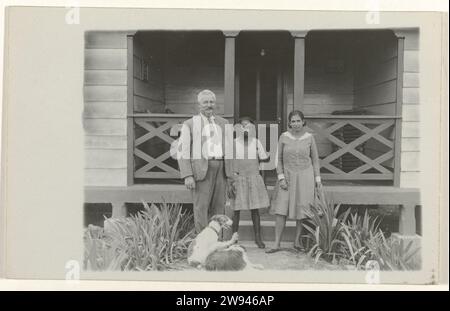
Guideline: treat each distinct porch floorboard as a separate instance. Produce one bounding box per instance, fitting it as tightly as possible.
[85,184,420,206]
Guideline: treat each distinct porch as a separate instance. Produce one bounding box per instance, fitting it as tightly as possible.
[84,29,421,239]
[85,183,420,237]
[127,30,404,186]
[131,114,400,186]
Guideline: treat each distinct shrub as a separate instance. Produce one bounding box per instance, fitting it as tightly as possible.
[365,229,421,271]
[303,194,350,263]
[84,202,195,271]
[303,194,421,271]
[83,224,128,271]
[341,210,381,269]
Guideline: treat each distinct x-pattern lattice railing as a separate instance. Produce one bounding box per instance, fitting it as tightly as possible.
[306,116,397,180]
[133,115,188,179]
[132,114,399,182]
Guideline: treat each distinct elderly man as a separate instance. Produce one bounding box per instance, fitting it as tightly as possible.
[178,90,234,234]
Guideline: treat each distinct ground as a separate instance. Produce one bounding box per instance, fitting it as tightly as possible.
[243,242,346,271]
[173,241,348,271]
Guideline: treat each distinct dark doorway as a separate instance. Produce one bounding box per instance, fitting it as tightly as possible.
[236,31,292,185]
[237,31,291,126]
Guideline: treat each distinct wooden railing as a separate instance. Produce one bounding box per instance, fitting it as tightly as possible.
[133,114,187,179]
[131,114,400,183]
[132,114,234,180]
[305,116,400,181]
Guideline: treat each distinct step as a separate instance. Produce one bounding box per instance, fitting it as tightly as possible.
[231,210,275,222]
[237,220,297,242]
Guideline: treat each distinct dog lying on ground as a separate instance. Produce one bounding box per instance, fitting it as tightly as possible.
[187,215,239,268]
[204,244,264,271]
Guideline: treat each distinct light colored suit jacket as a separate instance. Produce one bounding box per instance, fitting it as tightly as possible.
[178,114,233,181]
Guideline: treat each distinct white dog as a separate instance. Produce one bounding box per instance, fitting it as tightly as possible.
[187,215,238,268]
[204,244,264,271]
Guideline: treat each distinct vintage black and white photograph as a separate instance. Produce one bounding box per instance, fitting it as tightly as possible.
[83,27,423,273]
[2,1,447,289]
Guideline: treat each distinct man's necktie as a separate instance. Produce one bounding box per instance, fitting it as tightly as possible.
[207,118,215,137]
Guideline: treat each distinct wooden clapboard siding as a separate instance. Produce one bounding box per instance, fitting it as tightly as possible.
[403,88,420,104]
[401,121,420,138]
[403,50,419,72]
[165,91,224,105]
[130,33,167,183]
[84,101,127,118]
[286,76,353,116]
[353,32,398,112]
[166,66,224,85]
[400,29,419,51]
[165,103,224,115]
[85,31,128,49]
[84,85,127,102]
[302,32,355,115]
[84,31,131,186]
[401,152,420,172]
[84,70,127,85]
[355,80,397,108]
[403,72,419,87]
[302,101,353,115]
[400,171,420,188]
[84,118,127,136]
[363,102,396,115]
[134,95,165,113]
[80,30,421,188]
[305,70,354,95]
[164,65,224,114]
[401,138,420,152]
[402,104,419,121]
[132,33,165,113]
[399,30,420,187]
[85,149,127,169]
[292,32,356,159]
[85,135,127,150]
[85,49,127,70]
[134,79,164,104]
[351,32,399,173]
[285,31,355,121]
[354,58,398,90]
[85,168,128,187]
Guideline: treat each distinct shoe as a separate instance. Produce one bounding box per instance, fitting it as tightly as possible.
[293,245,306,252]
[255,239,266,249]
[265,248,281,254]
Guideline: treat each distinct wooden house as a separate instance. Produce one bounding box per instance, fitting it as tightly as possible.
[84,29,421,240]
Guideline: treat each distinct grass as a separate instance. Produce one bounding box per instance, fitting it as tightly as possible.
[84,202,195,271]
[365,229,421,271]
[303,195,350,264]
[341,210,381,269]
[83,196,420,271]
[302,193,421,271]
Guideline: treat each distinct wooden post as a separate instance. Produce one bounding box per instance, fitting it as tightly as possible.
[111,201,127,218]
[290,31,308,112]
[223,31,239,120]
[127,34,135,186]
[393,33,405,187]
[399,204,416,235]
